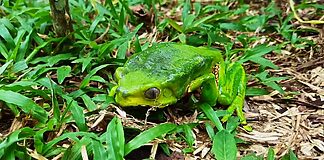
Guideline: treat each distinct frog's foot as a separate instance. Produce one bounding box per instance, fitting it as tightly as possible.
[221,95,252,131]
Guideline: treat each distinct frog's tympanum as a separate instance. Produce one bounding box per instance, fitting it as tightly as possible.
[110,43,247,125]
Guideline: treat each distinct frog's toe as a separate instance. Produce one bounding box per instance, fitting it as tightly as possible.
[243,125,252,132]
[221,114,231,122]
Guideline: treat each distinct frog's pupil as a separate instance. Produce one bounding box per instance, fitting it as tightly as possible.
[145,87,160,99]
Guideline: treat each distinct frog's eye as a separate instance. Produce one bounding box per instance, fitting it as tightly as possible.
[144,87,160,99]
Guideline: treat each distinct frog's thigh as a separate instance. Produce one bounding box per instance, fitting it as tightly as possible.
[188,73,218,106]
[219,62,247,124]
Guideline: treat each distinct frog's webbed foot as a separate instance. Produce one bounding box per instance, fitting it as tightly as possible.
[221,96,245,123]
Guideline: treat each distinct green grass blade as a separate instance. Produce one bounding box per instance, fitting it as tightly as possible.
[80,64,109,88]
[92,139,107,160]
[245,87,269,96]
[106,117,125,160]
[167,19,183,33]
[0,90,48,123]
[183,124,195,147]
[124,123,176,155]
[0,24,15,49]
[211,130,237,160]
[199,103,224,131]
[0,59,13,75]
[69,99,88,131]
[42,132,99,154]
[0,127,34,157]
[81,94,97,111]
[57,66,71,84]
[267,147,275,160]
[205,122,215,139]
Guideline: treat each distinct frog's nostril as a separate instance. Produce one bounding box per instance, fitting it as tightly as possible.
[116,87,128,98]
[122,91,128,97]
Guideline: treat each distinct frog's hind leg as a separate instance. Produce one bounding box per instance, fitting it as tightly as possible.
[188,73,218,106]
[217,62,247,125]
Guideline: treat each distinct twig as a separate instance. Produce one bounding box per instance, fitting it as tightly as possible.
[95,23,111,43]
[289,0,324,24]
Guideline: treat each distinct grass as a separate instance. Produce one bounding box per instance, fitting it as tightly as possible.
[0,0,323,159]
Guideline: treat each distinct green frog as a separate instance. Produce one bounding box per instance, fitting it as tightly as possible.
[109,43,247,126]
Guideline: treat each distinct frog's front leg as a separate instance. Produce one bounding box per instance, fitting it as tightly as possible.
[188,73,218,107]
[217,62,248,126]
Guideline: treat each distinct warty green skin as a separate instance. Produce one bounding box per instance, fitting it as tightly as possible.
[110,43,248,125]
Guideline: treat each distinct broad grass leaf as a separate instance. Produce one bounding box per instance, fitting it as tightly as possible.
[117,41,128,59]
[225,117,240,133]
[17,29,34,61]
[81,94,97,111]
[0,18,15,32]
[106,117,124,160]
[62,137,92,160]
[238,44,276,64]
[182,0,191,21]
[47,53,75,67]
[0,59,13,75]
[205,122,215,139]
[34,128,48,153]
[0,24,15,48]
[124,123,176,155]
[281,149,298,160]
[167,19,183,33]
[42,132,99,155]
[0,42,9,59]
[212,130,237,160]
[92,139,107,159]
[118,6,126,34]
[241,153,263,160]
[57,66,71,84]
[80,64,109,88]
[106,0,118,20]
[89,15,104,38]
[25,38,62,63]
[264,81,285,94]
[12,60,28,73]
[220,23,246,31]
[9,29,26,60]
[183,125,195,147]
[0,90,48,123]
[0,127,34,158]
[246,87,269,96]
[199,103,224,131]
[119,0,135,22]
[183,14,196,31]
[69,99,88,131]
[71,57,92,73]
[250,57,278,69]
[267,147,275,160]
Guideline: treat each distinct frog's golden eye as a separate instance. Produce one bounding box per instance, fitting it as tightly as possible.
[144,87,160,99]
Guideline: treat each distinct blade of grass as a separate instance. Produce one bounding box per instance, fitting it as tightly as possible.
[57,66,71,84]
[124,123,176,155]
[0,90,48,123]
[106,117,124,160]
[199,103,224,131]
[80,64,109,88]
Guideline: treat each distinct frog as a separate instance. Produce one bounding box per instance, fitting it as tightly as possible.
[109,43,248,127]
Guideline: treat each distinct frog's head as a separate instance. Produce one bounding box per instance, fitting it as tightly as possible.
[110,67,178,107]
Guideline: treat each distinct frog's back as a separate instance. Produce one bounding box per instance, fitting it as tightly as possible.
[125,43,221,82]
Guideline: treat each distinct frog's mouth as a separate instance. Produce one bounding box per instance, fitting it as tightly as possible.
[114,94,171,108]
[114,88,177,108]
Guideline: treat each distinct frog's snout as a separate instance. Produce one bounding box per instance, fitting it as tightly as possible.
[116,87,129,98]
